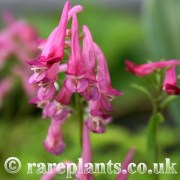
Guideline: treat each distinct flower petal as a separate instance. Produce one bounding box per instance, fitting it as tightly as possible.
[85,119,105,134]
[37,83,56,100]
[64,78,77,93]
[77,78,89,93]
[56,85,72,105]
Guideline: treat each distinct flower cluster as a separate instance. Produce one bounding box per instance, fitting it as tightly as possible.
[28,1,122,155]
[0,12,39,106]
[125,59,180,95]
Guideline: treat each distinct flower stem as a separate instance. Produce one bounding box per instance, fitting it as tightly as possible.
[75,93,84,147]
[147,72,164,180]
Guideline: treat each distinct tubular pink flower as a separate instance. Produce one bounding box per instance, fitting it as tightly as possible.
[125,59,180,95]
[40,1,71,64]
[43,119,65,155]
[65,15,88,93]
[125,59,180,76]
[163,65,180,95]
[80,25,99,101]
[82,26,96,81]
[85,96,112,134]
[76,124,94,180]
[94,43,123,98]
[116,148,135,180]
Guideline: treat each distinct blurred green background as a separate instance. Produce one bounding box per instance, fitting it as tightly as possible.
[0,0,180,179]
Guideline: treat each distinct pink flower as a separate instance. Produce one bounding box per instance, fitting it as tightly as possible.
[125,59,180,95]
[163,65,180,95]
[36,62,60,101]
[85,43,123,133]
[86,97,111,134]
[43,119,65,155]
[28,1,70,85]
[80,26,99,101]
[40,1,70,65]
[65,14,88,93]
[28,60,47,83]
[94,43,123,99]
[76,124,94,180]
[125,59,180,76]
[43,101,69,121]
[116,148,135,180]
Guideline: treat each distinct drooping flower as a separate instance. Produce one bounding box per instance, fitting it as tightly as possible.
[43,118,66,155]
[86,98,110,134]
[95,43,123,99]
[85,43,123,133]
[163,65,180,95]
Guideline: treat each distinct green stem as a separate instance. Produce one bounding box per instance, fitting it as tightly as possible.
[148,73,164,180]
[147,114,159,180]
[75,93,84,147]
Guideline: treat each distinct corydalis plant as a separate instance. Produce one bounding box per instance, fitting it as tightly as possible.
[28,1,122,156]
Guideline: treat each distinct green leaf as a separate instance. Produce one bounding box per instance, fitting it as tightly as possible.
[131,84,153,101]
[160,95,177,110]
[131,84,156,112]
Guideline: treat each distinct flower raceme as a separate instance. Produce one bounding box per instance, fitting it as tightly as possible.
[125,59,180,95]
[28,1,122,155]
